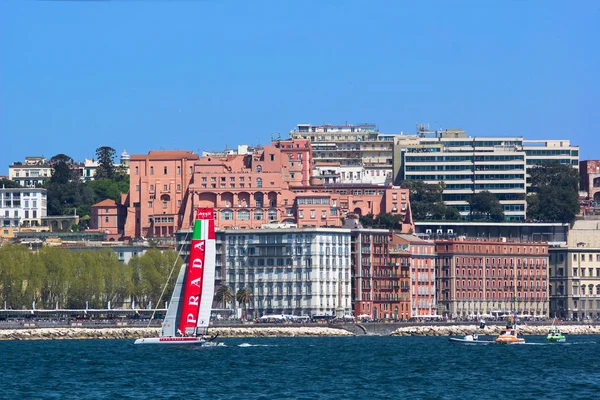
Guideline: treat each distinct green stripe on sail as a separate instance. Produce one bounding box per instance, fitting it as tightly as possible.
[192,219,203,240]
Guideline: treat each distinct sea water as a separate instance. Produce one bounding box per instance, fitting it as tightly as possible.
[2,335,599,399]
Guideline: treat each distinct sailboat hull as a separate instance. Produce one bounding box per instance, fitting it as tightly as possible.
[134,337,207,345]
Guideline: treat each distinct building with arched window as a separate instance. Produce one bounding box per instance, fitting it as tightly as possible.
[124,139,413,238]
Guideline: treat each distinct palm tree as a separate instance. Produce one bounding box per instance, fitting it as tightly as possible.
[236,287,253,321]
[214,285,233,311]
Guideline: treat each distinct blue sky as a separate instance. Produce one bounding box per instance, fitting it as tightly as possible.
[1,0,598,171]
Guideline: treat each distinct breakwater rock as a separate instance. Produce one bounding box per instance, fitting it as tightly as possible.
[0,326,353,341]
[390,324,600,337]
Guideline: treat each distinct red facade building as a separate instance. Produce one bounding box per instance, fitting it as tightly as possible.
[436,239,549,319]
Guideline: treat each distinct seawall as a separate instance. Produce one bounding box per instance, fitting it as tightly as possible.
[0,326,353,341]
[2,323,599,340]
[390,324,600,337]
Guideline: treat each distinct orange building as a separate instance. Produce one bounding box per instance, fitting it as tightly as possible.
[123,139,413,238]
[436,239,549,319]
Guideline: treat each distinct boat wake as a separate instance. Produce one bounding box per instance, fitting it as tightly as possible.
[238,343,275,347]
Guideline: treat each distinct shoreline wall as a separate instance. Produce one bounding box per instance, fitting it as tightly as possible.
[1,324,599,340]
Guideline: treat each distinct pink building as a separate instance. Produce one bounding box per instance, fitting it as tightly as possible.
[125,150,199,238]
[90,199,122,241]
[393,234,437,317]
[123,140,413,238]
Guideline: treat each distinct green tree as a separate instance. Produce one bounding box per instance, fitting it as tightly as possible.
[95,146,117,180]
[97,250,132,307]
[236,287,253,320]
[398,180,461,221]
[68,251,104,308]
[0,178,21,188]
[359,213,376,227]
[468,191,505,222]
[38,247,74,308]
[0,245,29,308]
[214,285,234,310]
[49,154,76,184]
[527,163,579,223]
[130,249,181,308]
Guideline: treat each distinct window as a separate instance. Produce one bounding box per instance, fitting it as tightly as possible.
[177,200,181,207]
[163,201,167,209]
[299,210,304,219]
[163,185,168,191]
[150,166,154,175]
[256,178,263,188]
[310,210,315,219]
[163,166,167,174]
[230,177,235,182]
[136,185,140,191]
[176,184,181,191]
[254,209,264,220]
[238,210,250,220]
[150,185,154,191]
[270,154,274,161]
[135,166,139,175]
[177,166,181,175]
[257,165,262,172]
[221,210,233,220]
[268,209,277,221]
[148,201,153,208]
[105,216,109,223]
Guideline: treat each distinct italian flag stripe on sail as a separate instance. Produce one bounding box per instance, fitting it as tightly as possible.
[178,208,214,335]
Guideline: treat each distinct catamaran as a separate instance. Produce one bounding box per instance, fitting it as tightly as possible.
[135,208,217,345]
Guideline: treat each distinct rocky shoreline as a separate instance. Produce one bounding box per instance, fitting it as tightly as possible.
[0,326,353,341]
[390,324,600,337]
[1,324,599,340]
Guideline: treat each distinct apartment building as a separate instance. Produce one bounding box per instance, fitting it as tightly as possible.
[393,234,437,317]
[548,221,600,320]
[313,162,392,186]
[392,129,579,220]
[8,157,52,187]
[0,187,47,238]
[289,123,397,185]
[436,238,549,319]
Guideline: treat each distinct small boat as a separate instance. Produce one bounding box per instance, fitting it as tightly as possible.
[449,320,494,344]
[135,208,219,345]
[448,333,495,345]
[546,319,566,343]
[495,312,525,344]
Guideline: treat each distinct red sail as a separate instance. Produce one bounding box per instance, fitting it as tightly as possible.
[177,208,213,335]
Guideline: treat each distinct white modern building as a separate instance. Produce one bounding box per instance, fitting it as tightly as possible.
[392,128,579,221]
[220,227,353,319]
[0,187,47,237]
[313,162,392,186]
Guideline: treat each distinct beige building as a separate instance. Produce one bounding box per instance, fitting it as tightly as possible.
[549,220,600,320]
[8,157,52,187]
[289,123,398,180]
